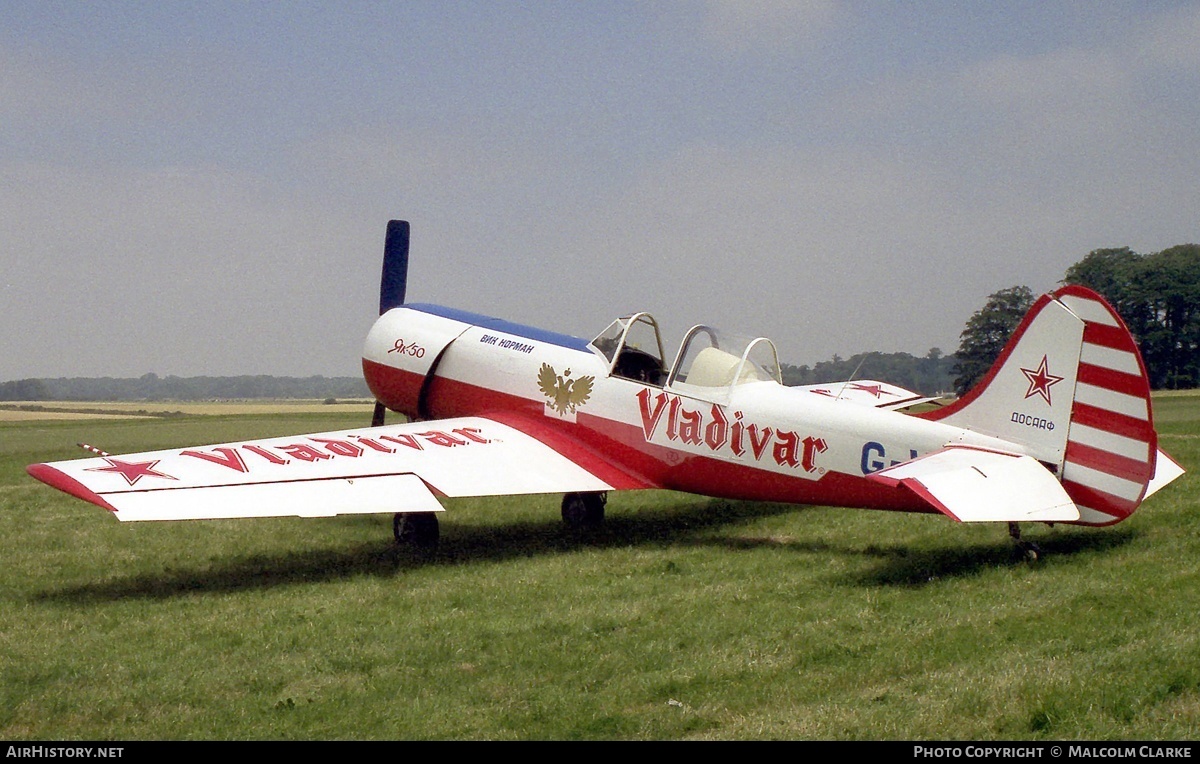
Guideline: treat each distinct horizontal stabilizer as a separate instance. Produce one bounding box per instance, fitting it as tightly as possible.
[1145,448,1185,499]
[867,446,1080,523]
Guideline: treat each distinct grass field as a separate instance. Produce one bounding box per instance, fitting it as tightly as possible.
[2,399,1198,740]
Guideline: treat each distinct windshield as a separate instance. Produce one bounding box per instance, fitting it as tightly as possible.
[590,312,667,385]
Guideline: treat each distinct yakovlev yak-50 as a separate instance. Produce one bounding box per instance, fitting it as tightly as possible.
[28,221,1184,553]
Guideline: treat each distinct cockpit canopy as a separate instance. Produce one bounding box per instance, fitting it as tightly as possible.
[590,313,782,397]
[668,325,782,396]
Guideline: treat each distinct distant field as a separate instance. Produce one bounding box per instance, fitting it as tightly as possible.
[0,409,150,421]
[1,395,1198,740]
[0,400,376,421]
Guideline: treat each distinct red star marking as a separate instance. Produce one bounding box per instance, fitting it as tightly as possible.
[85,458,178,486]
[848,383,895,398]
[1020,355,1064,405]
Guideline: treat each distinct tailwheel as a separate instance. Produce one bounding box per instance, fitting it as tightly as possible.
[561,492,606,527]
[394,512,439,548]
[1008,522,1042,562]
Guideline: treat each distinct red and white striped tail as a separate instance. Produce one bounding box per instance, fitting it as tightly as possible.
[1055,286,1157,525]
[920,284,1178,526]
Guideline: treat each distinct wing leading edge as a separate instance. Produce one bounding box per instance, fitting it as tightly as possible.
[27,416,652,522]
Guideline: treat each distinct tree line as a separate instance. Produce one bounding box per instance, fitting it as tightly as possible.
[780,349,956,396]
[0,373,371,402]
[952,244,1200,394]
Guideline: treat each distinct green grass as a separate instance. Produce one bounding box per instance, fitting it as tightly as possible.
[2,402,1199,740]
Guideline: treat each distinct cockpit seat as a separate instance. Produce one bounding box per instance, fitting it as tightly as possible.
[684,347,760,388]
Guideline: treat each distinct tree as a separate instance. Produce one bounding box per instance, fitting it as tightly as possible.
[951,285,1034,396]
[1062,247,1139,306]
[1130,244,1200,388]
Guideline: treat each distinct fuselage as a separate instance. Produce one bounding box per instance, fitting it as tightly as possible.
[362,304,1024,514]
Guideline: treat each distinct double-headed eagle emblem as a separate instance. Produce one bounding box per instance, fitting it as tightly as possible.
[538,363,594,416]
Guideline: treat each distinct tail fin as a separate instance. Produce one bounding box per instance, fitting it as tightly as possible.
[920,285,1174,526]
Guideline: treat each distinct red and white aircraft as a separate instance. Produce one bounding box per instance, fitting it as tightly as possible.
[27,221,1184,550]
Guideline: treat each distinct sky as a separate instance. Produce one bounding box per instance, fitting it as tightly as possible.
[3,1,1198,380]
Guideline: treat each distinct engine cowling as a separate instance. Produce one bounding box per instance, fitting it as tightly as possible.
[361,307,472,418]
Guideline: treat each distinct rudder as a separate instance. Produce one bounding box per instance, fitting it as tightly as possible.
[1056,285,1157,525]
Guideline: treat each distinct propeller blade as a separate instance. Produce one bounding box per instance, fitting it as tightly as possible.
[372,219,410,427]
[379,219,410,314]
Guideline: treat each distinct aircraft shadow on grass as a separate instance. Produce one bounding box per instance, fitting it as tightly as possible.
[36,497,1136,604]
[841,526,1135,587]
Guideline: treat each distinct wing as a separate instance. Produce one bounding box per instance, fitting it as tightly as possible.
[26,416,655,522]
[795,379,938,410]
[866,445,1080,523]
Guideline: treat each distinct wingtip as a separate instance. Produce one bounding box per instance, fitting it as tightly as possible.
[26,463,118,513]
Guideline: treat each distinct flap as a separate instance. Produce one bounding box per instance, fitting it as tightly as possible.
[867,445,1080,523]
[98,474,445,522]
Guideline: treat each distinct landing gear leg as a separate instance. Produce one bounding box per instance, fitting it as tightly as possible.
[561,492,607,527]
[1008,522,1042,561]
[394,512,439,548]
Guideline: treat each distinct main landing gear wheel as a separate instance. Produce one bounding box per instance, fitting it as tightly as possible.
[562,492,607,527]
[394,512,439,548]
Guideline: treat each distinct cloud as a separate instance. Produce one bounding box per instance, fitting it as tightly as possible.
[1138,3,1200,70]
[698,0,841,56]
